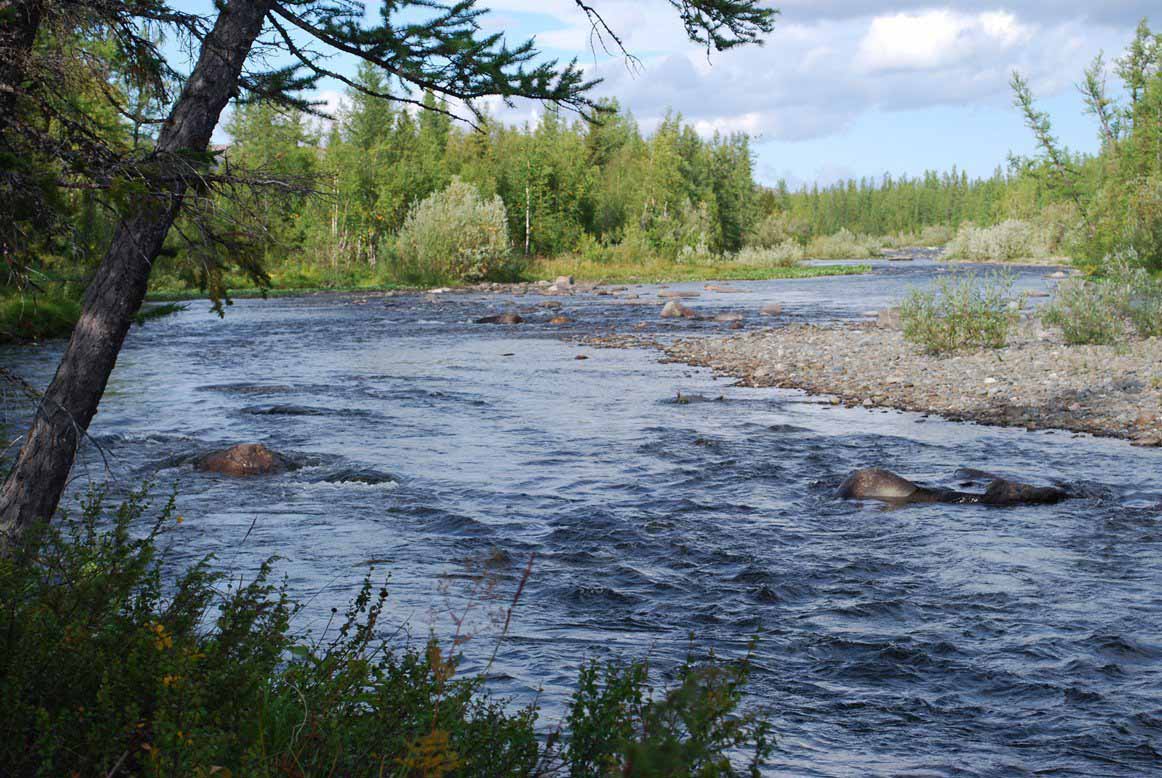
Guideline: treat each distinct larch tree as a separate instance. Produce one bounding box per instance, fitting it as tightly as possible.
[0,0,778,547]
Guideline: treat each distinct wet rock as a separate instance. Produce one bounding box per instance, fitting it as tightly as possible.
[197,443,287,477]
[547,275,575,293]
[981,478,1068,505]
[760,303,783,316]
[714,312,744,322]
[658,290,700,299]
[661,300,697,319]
[549,315,573,325]
[837,467,1070,507]
[705,284,744,293]
[476,312,524,325]
[538,300,563,310]
[837,468,927,503]
[574,354,589,360]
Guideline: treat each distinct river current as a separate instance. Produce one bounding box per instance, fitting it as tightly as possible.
[2,260,1160,776]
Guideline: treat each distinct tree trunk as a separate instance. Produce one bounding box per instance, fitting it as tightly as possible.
[0,0,43,126]
[0,0,274,547]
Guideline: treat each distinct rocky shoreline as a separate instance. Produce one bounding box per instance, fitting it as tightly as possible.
[656,320,1162,446]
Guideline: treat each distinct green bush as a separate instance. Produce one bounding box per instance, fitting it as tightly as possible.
[746,212,810,249]
[1040,279,1127,345]
[806,229,883,260]
[394,178,514,284]
[1040,249,1162,344]
[943,219,1061,262]
[730,242,803,267]
[900,272,1022,354]
[0,491,772,777]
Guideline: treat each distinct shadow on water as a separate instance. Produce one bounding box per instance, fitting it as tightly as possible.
[2,259,1160,775]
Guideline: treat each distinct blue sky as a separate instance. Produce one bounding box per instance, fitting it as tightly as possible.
[185,1,1156,187]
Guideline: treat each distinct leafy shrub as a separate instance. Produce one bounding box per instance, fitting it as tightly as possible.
[730,242,803,267]
[944,220,1054,262]
[394,178,513,283]
[879,224,955,248]
[806,228,883,260]
[747,212,810,248]
[1040,249,1162,344]
[1040,279,1127,345]
[900,272,1022,354]
[0,491,773,777]
[1108,250,1162,338]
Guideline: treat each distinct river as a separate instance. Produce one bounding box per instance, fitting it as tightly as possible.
[3,259,1160,776]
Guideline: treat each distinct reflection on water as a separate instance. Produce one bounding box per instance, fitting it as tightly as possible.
[3,260,1160,775]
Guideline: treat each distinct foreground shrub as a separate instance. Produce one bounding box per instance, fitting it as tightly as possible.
[0,491,772,777]
[900,272,1021,354]
[1040,249,1162,344]
[806,228,882,260]
[944,220,1053,262]
[394,178,514,284]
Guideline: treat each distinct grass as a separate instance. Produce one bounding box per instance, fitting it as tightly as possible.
[899,272,1022,354]
[0,490,773,776]
[0,294,81,344]
[529,255,871,284]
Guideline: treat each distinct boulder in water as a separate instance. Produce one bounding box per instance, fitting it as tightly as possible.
[981,478,1067,505]
[476,312,523,325]
[837,467,1070,507]
[837,468,932,504]
[197,443,286,477]
[661,300,698,319]
[760,302,783,316]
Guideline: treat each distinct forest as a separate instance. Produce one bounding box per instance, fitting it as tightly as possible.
[4,20,1160,340]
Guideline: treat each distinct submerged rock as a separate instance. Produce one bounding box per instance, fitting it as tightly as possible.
[760,303,783,316]
[197,443,287,477]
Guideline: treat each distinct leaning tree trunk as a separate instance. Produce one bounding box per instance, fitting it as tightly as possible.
[0,0,274,546]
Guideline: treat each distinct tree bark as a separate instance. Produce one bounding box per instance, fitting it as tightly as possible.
[0,0,43,129]
[0,0,274,547]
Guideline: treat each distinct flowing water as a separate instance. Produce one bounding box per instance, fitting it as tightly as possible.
[3,260,1161,776]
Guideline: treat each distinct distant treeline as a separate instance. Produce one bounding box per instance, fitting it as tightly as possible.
[5,19,1158,300]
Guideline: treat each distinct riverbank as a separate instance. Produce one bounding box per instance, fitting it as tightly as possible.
[659,319,1162,446]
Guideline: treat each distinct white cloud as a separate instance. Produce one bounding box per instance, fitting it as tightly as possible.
[856,10,1032,72]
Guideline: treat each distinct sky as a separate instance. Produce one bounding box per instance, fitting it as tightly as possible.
[194,1,1158,187]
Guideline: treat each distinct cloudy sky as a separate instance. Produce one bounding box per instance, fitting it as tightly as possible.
[457,1,1154,187]
[187,1,1155,187]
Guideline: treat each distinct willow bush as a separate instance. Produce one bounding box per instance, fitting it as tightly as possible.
[393,178,515,285]
[900,272,1022,354]
[1040,249,1162,344]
